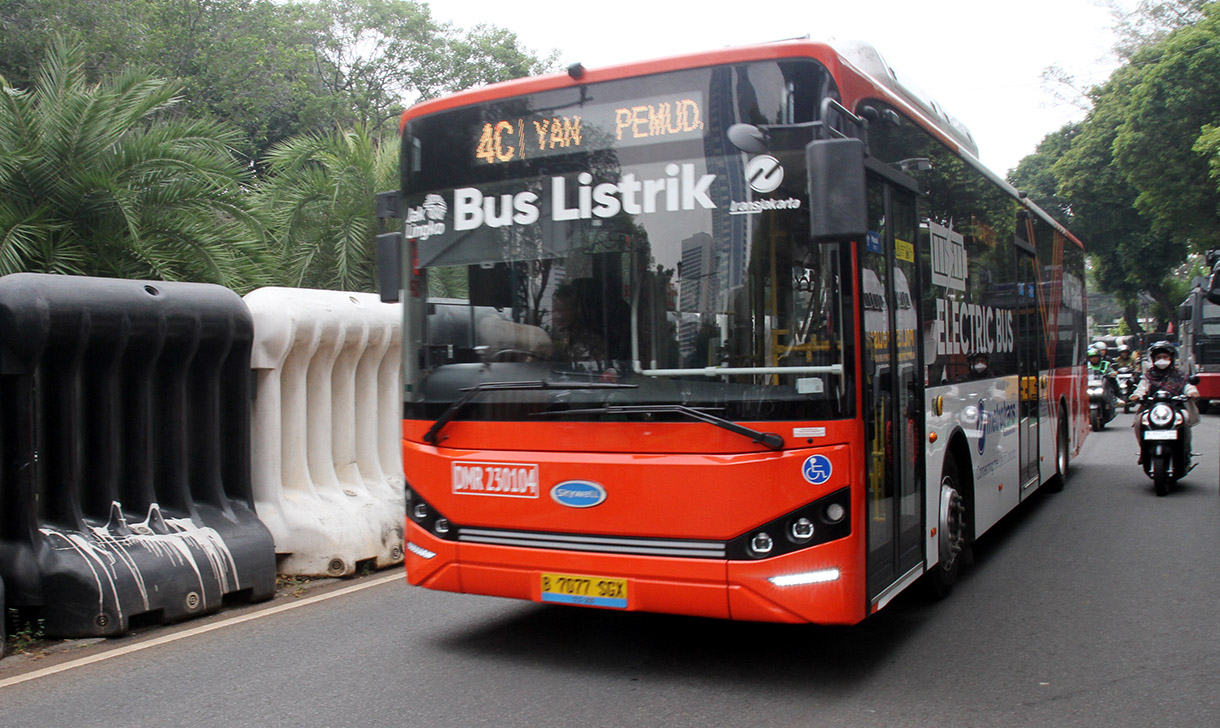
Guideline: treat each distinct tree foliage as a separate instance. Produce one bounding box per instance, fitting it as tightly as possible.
[0,0,558,161]
[1110,5,1220,249]
[0,39,268,288]
[1016,2,1220,331]
[256,124,398,291]
[0,1,556,290]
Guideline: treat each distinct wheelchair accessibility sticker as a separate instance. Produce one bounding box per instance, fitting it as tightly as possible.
[801,454,833,485]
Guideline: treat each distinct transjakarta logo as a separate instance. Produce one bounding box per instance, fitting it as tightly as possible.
[454,164,716,231]
[404,193,447,240]
[976,398,1019,454]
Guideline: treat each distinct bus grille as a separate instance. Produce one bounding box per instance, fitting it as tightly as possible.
[459,527,727,559]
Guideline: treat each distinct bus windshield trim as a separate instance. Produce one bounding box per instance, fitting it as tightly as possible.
[630,364,844,378]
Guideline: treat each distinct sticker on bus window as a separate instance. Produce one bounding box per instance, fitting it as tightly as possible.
[866,231,883,254]
[796,377,824,394]
[895,238,915,263]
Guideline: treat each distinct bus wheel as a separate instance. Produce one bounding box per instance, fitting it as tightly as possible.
[928,459,969,598]
[1047,414,1069,492]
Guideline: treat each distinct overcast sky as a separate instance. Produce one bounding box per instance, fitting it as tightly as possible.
[428,0,1128,175]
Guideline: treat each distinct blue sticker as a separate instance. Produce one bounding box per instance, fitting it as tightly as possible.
[551,481,607,508]
[866,231,883,254]
[802,454,833,485]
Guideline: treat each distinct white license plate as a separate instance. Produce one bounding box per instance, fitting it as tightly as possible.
[1143,430,1178,440]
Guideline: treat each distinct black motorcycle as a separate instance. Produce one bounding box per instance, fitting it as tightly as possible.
[1088,374,1117,431]
[1137,386,1195,496]
[1115,366,1139,413]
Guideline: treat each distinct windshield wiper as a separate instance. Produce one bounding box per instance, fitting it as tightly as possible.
[533,403,785,450]
[423,380,638,445]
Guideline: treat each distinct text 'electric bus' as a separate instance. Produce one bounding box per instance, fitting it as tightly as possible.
[378,38,1088,624]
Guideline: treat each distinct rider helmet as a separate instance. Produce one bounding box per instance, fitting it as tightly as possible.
[1117,344,1130,354]
[1147,340,1177,367]
[1087,347,1099,358]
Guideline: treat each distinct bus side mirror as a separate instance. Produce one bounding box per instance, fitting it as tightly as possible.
[1207,262,1220,305]
[377,232,403,303]
[807,137,867,242]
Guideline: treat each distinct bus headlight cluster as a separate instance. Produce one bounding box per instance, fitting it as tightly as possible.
[405,487,458,542]
[730,486,851,560]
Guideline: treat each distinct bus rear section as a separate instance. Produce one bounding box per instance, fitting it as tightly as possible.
[1178,283,1220,409]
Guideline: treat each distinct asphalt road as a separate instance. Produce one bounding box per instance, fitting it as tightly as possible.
[2,412,1217,727]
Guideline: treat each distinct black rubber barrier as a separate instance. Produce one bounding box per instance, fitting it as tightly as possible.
[0,273,275,638]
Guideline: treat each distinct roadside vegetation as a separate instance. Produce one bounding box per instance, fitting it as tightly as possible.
[1,1,1218,330]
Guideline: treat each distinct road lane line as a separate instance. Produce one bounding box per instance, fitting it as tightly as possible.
[0,571,404,690]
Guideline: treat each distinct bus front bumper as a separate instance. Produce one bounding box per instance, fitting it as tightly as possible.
[404,522,865,625]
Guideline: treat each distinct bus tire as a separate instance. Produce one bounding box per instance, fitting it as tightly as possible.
[927,457,969,599]
[1047,413,1069,492]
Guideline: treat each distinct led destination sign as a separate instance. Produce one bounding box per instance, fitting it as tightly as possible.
[473,93,705,165]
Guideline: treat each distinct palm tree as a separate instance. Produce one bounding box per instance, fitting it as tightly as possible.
[0,38,269,289]
[256,123,398,291]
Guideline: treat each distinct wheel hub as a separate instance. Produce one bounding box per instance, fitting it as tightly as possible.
[938,481,966,569]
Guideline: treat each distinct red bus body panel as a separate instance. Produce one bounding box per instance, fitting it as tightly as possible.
[404,420,869,624]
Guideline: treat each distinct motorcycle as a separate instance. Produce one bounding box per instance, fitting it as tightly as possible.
[1088,374,1117,431]
[1115,366,1139,413]
[1137,386,1196,496]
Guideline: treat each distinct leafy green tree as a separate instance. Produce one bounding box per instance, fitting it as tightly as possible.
[1008,122,1078,224]
[1,1,556,162]
[0,39,269,288]
[256,124,398,291]
[1100,0,1210,59]
[1111,5,1220,250]
[1052,70,1185,332]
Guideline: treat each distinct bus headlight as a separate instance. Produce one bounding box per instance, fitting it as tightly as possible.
[1149,403,1174,426]
[824,503,846,524]
[749,532,774,557]
[789,518,815,543]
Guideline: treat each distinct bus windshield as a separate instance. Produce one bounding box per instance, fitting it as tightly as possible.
[401,59,853,423]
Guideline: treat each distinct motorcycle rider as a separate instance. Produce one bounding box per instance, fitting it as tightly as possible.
[960,351,994,381]
[1132,341,1199,459]
[1113,344,1135,370]
[1087,347,1117,396]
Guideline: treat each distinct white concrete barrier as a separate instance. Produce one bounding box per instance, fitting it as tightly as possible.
[245,288,404,576]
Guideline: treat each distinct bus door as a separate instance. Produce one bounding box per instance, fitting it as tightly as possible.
[1016,246,1042,494]
[862,169,925,605]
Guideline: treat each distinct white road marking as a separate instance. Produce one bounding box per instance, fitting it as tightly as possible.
[0,571,404,690]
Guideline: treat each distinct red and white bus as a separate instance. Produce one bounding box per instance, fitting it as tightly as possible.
[382,39,1088,624]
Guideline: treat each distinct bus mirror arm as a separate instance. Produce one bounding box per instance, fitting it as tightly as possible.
[377,232,403,303]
